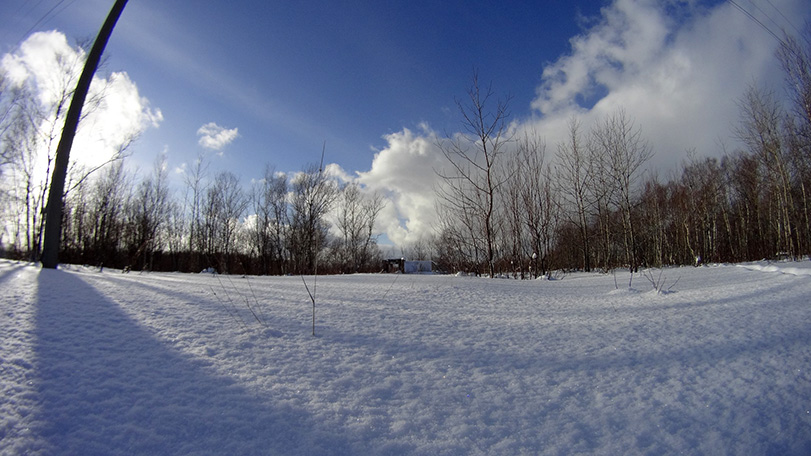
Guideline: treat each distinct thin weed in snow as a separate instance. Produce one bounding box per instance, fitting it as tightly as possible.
[380,273,400,301]
[302,274,317,336]
[642,268,680,295]
[209,284,249,330]
[210,273,271,332]
[611,268,680,296]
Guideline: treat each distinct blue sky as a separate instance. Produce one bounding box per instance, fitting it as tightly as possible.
[3,1,588,170]
[0,1,615,174]
[2,0,809,247]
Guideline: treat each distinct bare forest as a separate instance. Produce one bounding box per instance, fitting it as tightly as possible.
[434,34,811,277]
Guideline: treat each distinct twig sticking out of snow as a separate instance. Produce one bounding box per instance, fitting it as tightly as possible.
[212,273,268,330]
[302,275,317,336]
[642,269,680,295]
[381,273,400,301]
[667,276,681,293]
[243,275,267,325]
[210,285,248,330]
[225,274,266,327]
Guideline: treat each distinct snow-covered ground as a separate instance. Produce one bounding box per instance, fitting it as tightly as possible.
[1,259,810,455]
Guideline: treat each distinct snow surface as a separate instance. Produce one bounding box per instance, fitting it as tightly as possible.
[1,259,810,455]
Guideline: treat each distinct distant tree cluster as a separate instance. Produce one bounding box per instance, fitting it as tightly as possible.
[433,33,811,276]
[0,144,385,274]
[0,60,385,274]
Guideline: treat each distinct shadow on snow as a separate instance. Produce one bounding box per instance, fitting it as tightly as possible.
[31,268,356,455]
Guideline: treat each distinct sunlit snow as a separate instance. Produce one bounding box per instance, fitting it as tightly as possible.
[1,259,810,454]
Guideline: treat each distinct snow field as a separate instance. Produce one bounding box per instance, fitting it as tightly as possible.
[1,260,810,455]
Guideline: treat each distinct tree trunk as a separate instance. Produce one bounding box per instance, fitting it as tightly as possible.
[41,0,128,268]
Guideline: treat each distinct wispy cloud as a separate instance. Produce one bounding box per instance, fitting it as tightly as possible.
[197,122,239,152]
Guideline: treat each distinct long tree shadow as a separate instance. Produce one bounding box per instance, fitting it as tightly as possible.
[32,268,356,455]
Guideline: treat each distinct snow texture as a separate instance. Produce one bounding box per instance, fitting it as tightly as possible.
[1,259,810,455]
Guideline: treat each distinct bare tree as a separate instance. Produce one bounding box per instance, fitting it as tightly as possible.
[126,154,170,270]
[777,30,811,141]
[334,182,385,273]
[590,109,653,272]
[511,129,558,278]
[679,153,730,264]
[163,198,185,271]
[777,30,811,254]
[501,148,528,278]
[288,162,338,275]
[0,75,26,173]
[737,85,796,258]
[636,174,669,267]
[0,78,26,249]
[0,95,39,256]
[436,71,512,277]
[0,63,75,258]
[587,126,618,271]
[530,144,559,277]
[86,160,130,266]
[405,234,436,262]
[724,151,767,261]
[202,171,247,273]
[0,38,124,262]
[250,165,288,275]
[183,153,209,271]
[555,117,593,271]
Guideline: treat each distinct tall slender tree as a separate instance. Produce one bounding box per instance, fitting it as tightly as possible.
[436,71,511,277]
[555,117,593,271]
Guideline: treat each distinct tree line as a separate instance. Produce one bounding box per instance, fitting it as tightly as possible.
[0,144,385,275]
[432,33,811,277]
[67,157,385,274]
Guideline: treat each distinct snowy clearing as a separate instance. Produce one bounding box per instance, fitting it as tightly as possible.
[1,260,810,455]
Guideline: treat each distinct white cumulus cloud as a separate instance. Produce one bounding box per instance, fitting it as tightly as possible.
[529,0,806,170]
[353,0,810,249]
[357,126,445,247]
[197,122,239,151]
[1,30,162,181]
